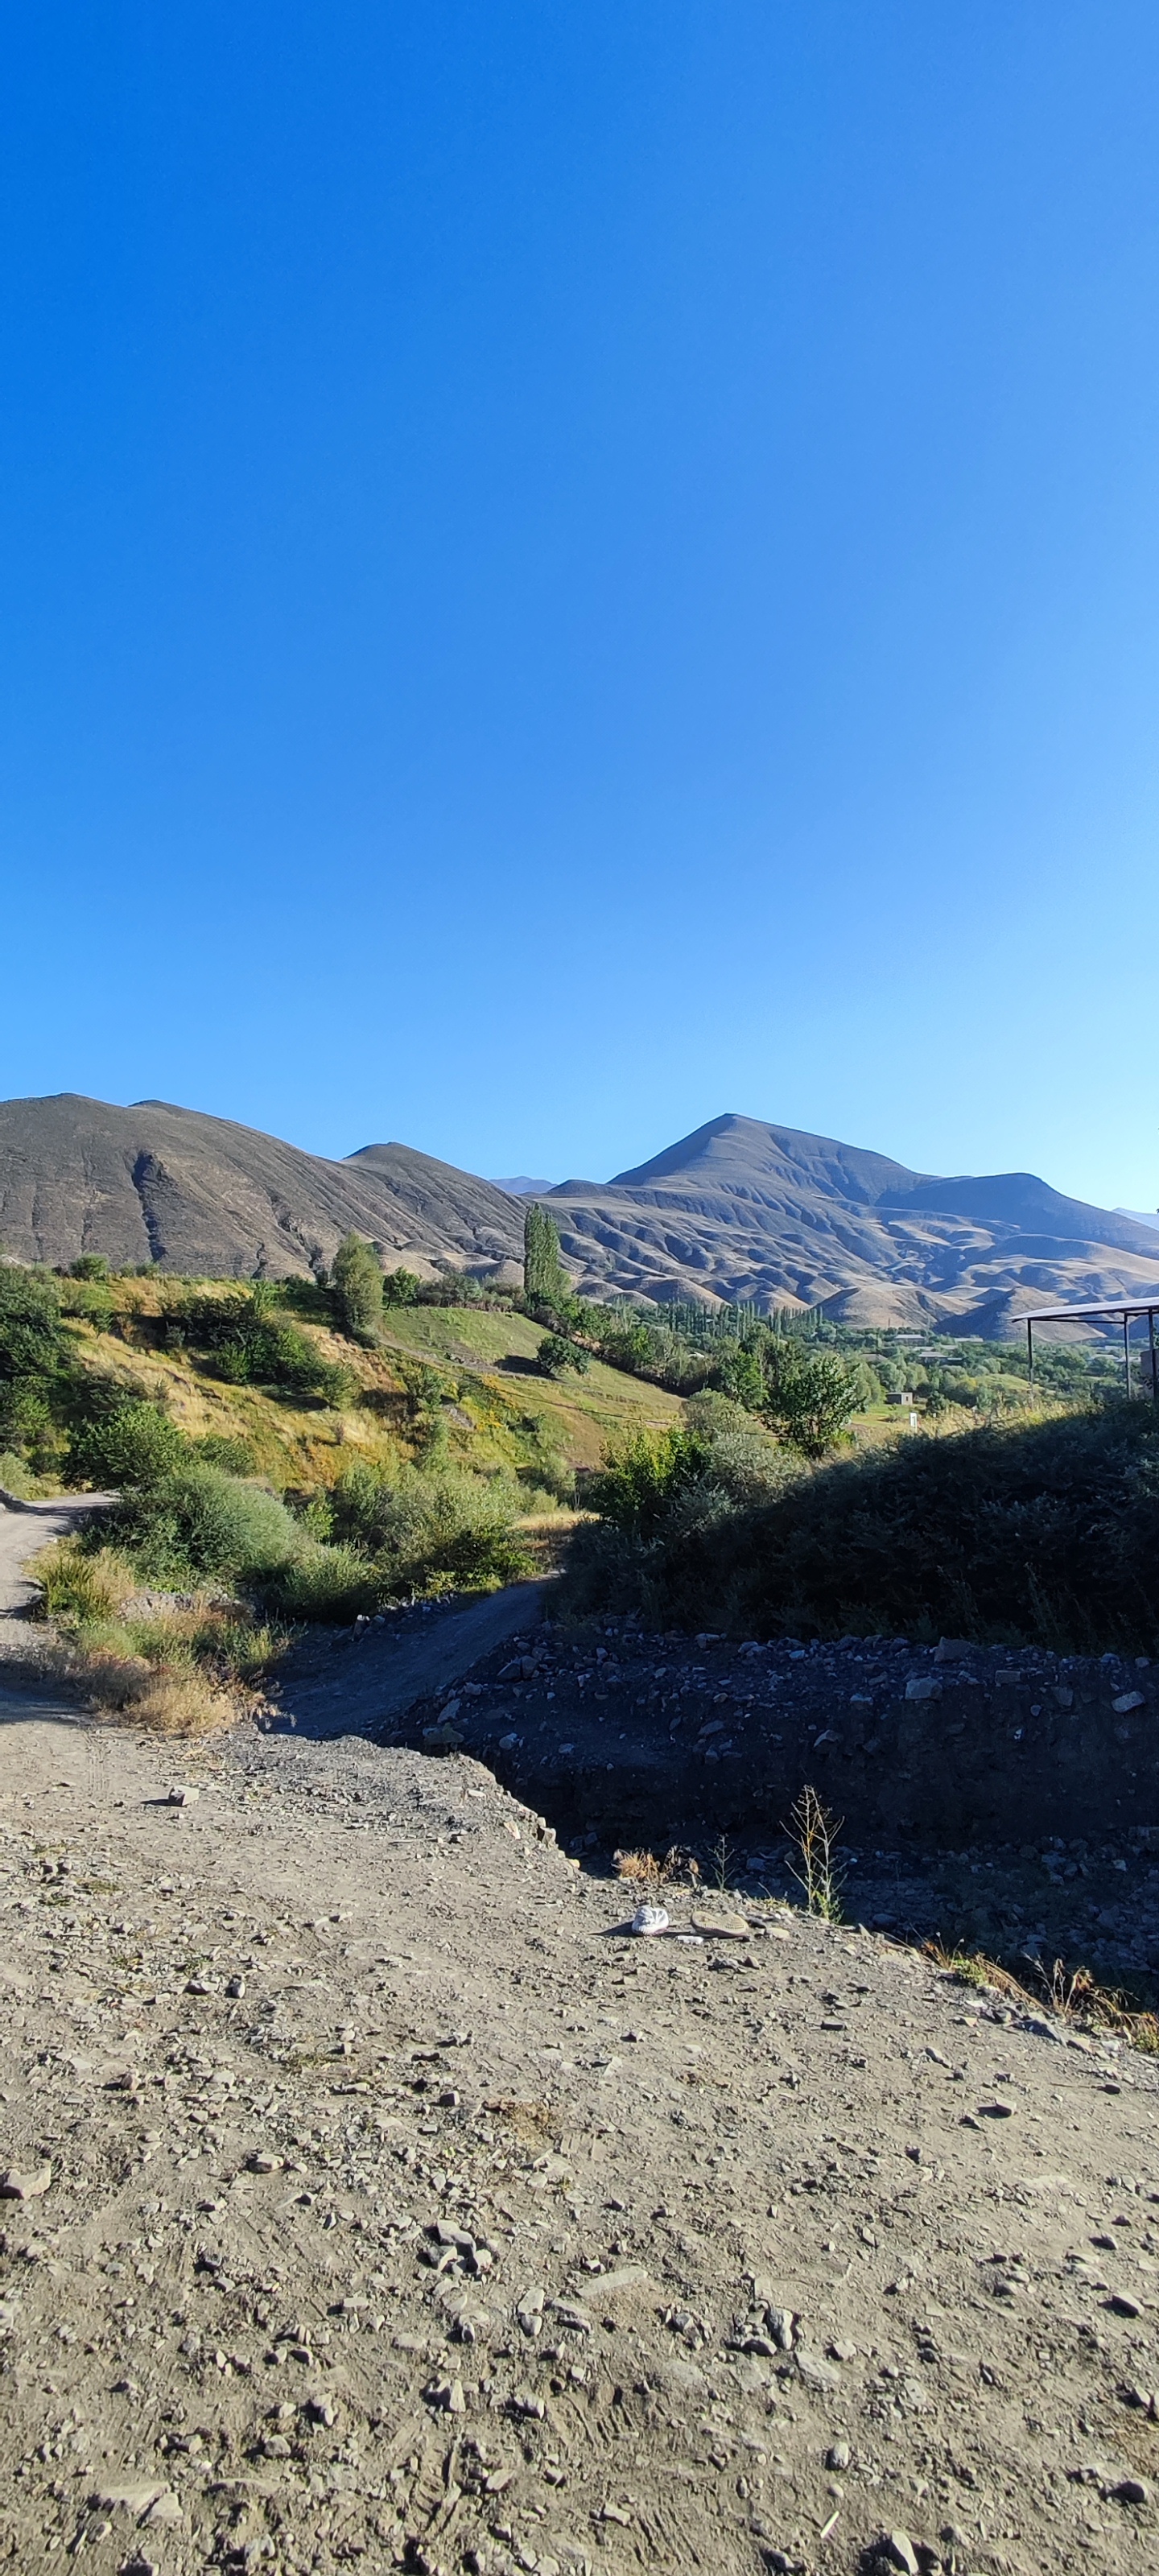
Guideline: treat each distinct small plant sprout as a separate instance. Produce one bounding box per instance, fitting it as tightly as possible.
[783,1785,846,1922]
[708,1833,736,1893]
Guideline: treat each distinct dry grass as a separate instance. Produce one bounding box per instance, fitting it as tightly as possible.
[783,1784,846,1921]
[28,1537,273,1737]
[613,1845,700,1897]
[924,1938,1159,2055]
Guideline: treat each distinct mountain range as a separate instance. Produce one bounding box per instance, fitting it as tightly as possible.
[2,1092,1158,1334]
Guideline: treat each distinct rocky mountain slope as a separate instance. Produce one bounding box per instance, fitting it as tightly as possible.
[0,1095,522,1280]
[3,1093,1158,1330]
[546,1115,1159,1327]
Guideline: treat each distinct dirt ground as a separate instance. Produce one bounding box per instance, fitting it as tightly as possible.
[3,1670,1159,2576]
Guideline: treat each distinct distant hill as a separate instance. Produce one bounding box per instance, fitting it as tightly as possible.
[545,1113,1159,1328]
[489,1175,556,1198]
[2,1093,1157,1331]
[0,1095,522,1280]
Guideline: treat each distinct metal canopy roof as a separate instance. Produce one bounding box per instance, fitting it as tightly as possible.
[1015,1294,1159,1323]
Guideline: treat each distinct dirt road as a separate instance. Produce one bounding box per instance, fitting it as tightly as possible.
[2,1690,1158,2575]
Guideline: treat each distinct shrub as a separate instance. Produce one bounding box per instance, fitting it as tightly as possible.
[196,1433,258,1474]
[264,1542,379,1622]
[69,1254,110,1280]
[69,1399,190,1490]
[538,1332,590,1378]
[111,1462,301,1585]
[567,1398,1159,1652]
[331,1234,383,1342]
[0,1268,60,1382]
[382,1267,423,1305]
[586,1428,714,1539]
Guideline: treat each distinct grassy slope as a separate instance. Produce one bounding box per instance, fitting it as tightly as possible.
[57,1290,685,1496]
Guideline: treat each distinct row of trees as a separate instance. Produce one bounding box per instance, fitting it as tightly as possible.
[521,1205,861,1455]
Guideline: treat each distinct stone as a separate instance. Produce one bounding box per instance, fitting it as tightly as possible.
[575,2263,649,2300]
[934,1638,974,1662]
[423,1722,464,1748]
[92,2480,179,2524]
[1106,2291,1144,2318]
[167,1785,199,1806]
[0,2163,52,2200]
[826,2441,852,2471]
[765,2306,795,2351]
[247,2151,284,2174]
[1113,1692,1145,1714]
[1112,2476,1149,2504]
[880,2536,920,2576]
[905,1677,942,1703]
[828,2339,858,2363]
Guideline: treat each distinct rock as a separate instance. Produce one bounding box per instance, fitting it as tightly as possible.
[92,2480,179,2525]
[167,1785,199,1806]
[765,2306,795,2351]
[828,2338,858,2362]
[977,2100,1015,2119]
[225,1975,245,1997]
[1112,2476,1149,2504]
[879,2535,920,2576]
[1106,2292,1145,2318]
[826,2441,852,2470]
[423,1723,465,1748]
[796,2347,839,2391]
[247,2151,284,2174]
[574,2264,649,2301]
[691,1911,750,1940]
[0,2163,51,2200]
[905,1678,942,1703]
[1113,1692,1146,1714]
[934,1638,974,1662]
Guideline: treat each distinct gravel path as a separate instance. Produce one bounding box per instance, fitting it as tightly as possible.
[0,1491,114,1622]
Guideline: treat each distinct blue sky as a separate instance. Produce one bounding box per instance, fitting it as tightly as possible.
[3,4,1159,1206]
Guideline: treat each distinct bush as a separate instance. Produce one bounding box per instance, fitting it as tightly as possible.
[586,1428,714,1540]
[196,1433,258,1475]
[69,1254,110,1280]
[331,1234,383,1342]
[538,1332,590,1378]
[111,1462,301,1585]
[0,1268,60,1383]
[328,1458,529,1600]
[567,1399,1159,1652]
[382,1267,423,1305]
[69,1399,190,1490]
[264,1542,379,1622]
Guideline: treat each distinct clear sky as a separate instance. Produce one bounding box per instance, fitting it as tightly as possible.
[3,5,1159,1207]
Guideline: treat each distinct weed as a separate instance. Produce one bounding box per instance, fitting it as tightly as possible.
[613,1846,699,1897]
[783,1785,846,1921]
[708,1832,736,1894]
[923,1938,1159,2055]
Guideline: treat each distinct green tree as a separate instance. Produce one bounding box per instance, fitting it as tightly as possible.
[522,1204,570,1312]
[0,1269,61,1383]
[761,1337,860,1458]
[382,1267,423,1306]
[331,1233,384,1342]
